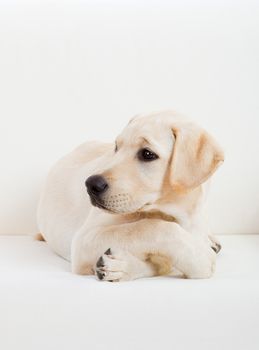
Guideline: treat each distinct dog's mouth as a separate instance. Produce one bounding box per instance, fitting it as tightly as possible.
[89,195,142,214]
[88,192,152,215]
[90,196,106,210]
[89,195,114,213]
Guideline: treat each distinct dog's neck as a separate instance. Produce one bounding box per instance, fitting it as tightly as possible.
[134,210,177,223]
[135,184,205,225]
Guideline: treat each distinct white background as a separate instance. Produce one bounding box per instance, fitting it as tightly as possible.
[0,0,258,235]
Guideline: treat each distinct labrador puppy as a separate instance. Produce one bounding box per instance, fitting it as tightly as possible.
[37,110,224,281]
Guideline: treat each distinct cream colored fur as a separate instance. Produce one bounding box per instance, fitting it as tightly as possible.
[37,111,224,281]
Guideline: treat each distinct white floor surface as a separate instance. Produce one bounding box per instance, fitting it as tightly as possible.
[0,235,258,350]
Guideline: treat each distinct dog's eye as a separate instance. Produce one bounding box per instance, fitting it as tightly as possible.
[114,143,118,152]
[137,148,159,161]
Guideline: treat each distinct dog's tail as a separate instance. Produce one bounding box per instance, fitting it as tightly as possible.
[34,233,46,241]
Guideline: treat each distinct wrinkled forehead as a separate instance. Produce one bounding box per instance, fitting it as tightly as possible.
[116,115,174,156]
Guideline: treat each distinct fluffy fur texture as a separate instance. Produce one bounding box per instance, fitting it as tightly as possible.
[37,111,224,281]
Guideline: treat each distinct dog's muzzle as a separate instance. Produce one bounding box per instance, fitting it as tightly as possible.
[85,175,109,208]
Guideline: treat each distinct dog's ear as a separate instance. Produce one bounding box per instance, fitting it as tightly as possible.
[170,123,224,192]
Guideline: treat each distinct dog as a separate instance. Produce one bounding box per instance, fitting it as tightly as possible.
[37,110,224,281]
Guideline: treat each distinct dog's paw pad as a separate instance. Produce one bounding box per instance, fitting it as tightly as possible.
[104,248,112,255]
[211,242,222,254]
[96,256,105,268]
[96,270,105,280]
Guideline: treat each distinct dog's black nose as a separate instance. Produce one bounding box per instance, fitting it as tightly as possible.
[85,175,108,196]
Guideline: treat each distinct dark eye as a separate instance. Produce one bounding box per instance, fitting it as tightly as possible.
[114,143,118,152]
[137,148,159,161]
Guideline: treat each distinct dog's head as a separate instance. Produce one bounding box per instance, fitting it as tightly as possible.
[85,111,224,214]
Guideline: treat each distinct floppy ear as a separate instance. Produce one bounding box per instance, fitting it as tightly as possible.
[170,123,224,192]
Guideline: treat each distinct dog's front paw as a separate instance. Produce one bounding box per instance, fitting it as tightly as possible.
[95,248,131,282]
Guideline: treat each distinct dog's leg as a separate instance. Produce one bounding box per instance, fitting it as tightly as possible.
[71,219,216,282]
[94,248,185,281]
